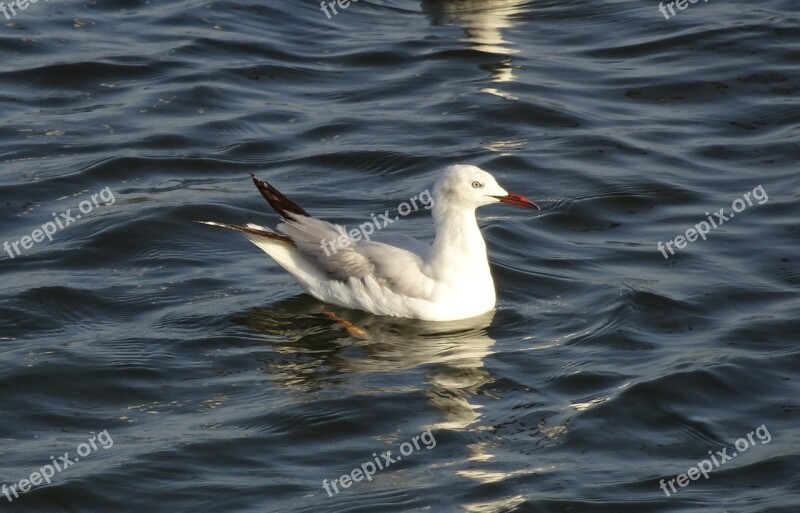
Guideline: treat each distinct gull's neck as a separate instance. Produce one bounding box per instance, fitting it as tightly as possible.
[421,193,498,318]
[427,201,492,279]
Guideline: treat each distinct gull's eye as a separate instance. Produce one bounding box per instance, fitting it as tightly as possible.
[471,181,482,189]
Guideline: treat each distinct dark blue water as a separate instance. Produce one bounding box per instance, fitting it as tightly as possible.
[1,1,798,512]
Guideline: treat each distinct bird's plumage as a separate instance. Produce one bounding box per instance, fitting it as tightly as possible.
[198,165,538,321]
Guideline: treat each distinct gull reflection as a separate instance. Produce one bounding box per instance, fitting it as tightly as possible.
[421,0,530,83]
[241,295,496,430]
[242,297,553,508]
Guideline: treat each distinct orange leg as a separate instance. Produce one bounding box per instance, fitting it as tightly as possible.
[322,310,368,339]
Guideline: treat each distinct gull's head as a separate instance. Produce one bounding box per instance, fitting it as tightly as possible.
[433,165,539,210]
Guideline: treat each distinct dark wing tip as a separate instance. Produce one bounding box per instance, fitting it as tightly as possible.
[195,220,295,245]
[251,175,311,220]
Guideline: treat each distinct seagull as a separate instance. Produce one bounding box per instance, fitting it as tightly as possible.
[198,165,539,321]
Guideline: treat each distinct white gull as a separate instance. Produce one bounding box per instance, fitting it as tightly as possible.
[199,165,539,321]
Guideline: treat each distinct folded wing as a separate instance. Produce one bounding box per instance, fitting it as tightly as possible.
[276,215,434,299]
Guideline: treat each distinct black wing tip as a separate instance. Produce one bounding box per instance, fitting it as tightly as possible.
[250,174,311,220]
[195,220,294,245]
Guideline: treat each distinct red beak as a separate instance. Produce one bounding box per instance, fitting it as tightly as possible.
[493,193,540,210]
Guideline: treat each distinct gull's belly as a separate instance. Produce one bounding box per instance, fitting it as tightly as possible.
[423,273,496,320]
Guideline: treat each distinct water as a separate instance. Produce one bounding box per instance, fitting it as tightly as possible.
[1,1,798,512]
